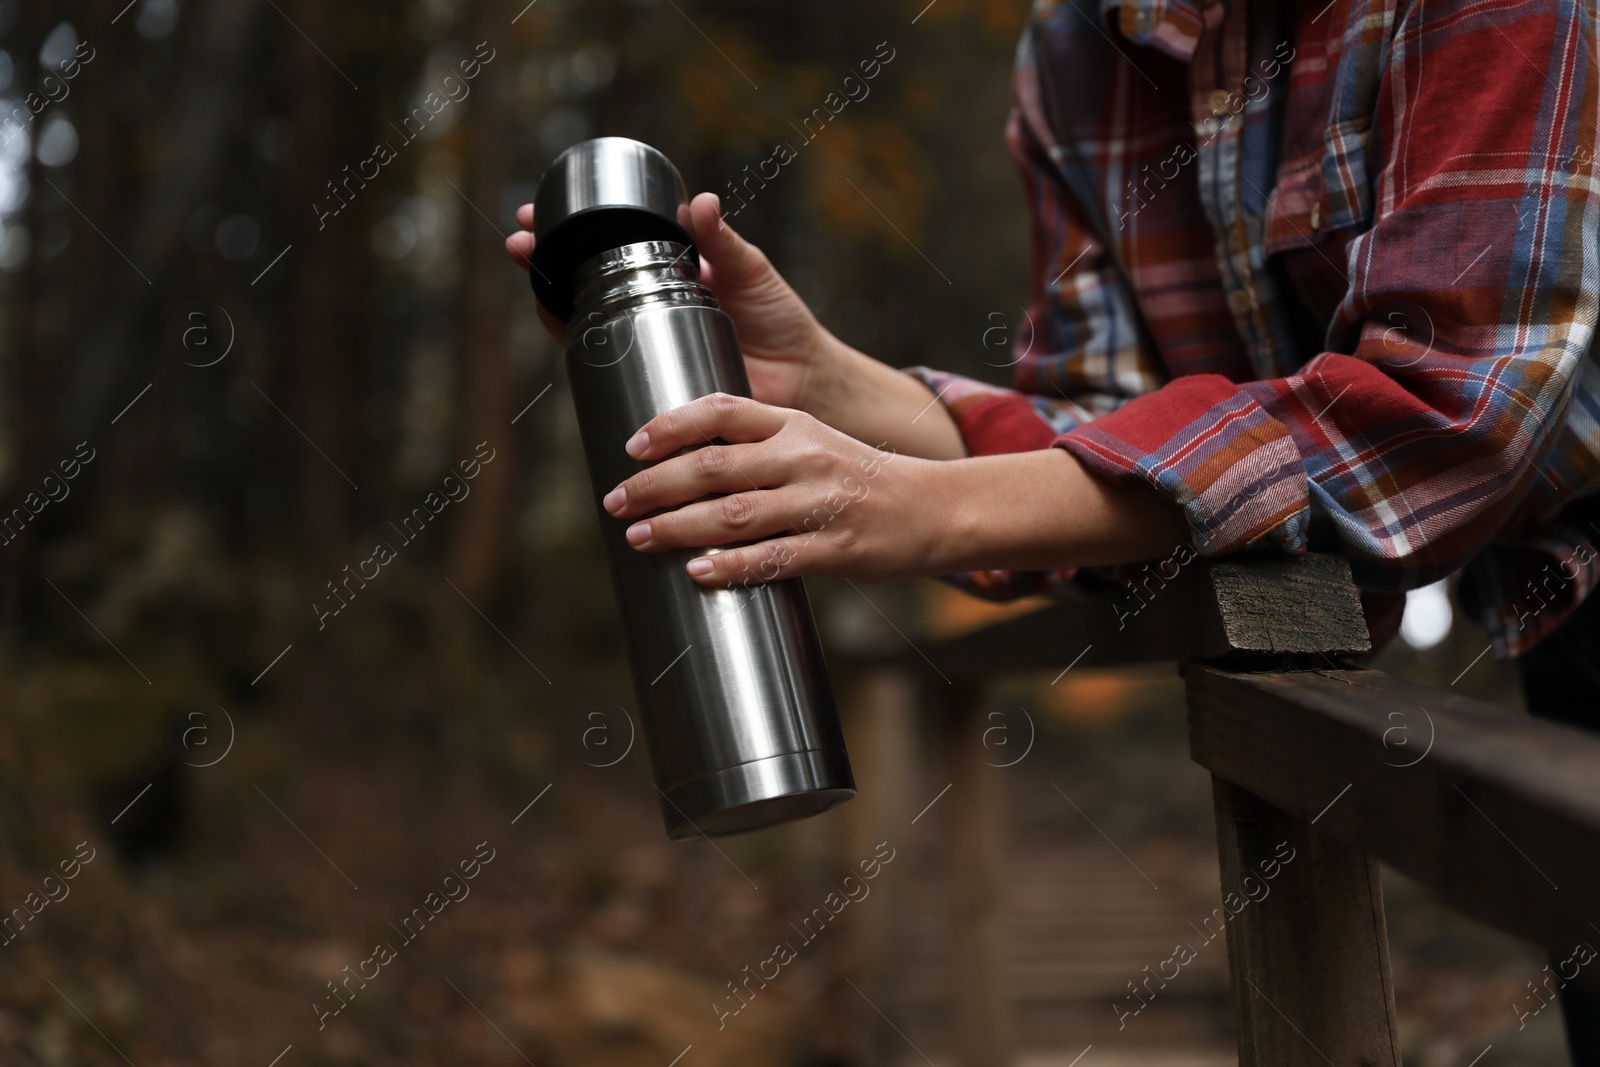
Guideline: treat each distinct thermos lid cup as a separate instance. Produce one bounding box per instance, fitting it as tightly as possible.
[530,137,696,322]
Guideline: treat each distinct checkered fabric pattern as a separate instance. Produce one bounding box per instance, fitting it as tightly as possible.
[909,0,1600,657]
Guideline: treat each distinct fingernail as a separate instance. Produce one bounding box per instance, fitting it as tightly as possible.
[625,430,650,457]
[625,522,651,547]
[687,557,714,576]
[602,486,626,513]
[710,193,722,218]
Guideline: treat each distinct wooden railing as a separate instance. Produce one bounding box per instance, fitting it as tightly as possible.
[836,552,1600,1065]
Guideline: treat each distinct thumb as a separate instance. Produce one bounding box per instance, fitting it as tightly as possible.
[687,191,770,288]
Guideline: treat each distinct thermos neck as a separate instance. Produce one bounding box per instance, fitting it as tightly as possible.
[568,240,716,327]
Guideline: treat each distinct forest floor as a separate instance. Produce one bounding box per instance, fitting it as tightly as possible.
[0,595,1573,1067]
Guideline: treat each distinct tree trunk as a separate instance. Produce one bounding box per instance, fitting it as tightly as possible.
[281,0,357,560]
[54,0,265,449]
[446,0,515,603]
[0,3,50,645]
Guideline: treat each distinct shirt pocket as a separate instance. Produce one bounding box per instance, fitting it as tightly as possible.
[1264,146,1354,334]
[1263,148,1328,255]
[1320,115,1376,232]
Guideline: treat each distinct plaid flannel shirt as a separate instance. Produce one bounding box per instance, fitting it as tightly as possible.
[909,0,1600,658]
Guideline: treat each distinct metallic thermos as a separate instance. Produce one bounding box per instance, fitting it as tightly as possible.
[528,137,855,839]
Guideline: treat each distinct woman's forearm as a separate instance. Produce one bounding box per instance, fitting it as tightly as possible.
[799,333,968,460]
[930,447,1191,572]
[603,391,1194,586]
[792,332,1189,573]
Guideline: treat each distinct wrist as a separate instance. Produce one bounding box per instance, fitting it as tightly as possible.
[793,334,966,460]
[795,328,854,421]
[921,455,990,575]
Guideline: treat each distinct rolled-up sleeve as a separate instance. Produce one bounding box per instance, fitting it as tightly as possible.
[1061,0,1600,582]
[916,0,1600,600]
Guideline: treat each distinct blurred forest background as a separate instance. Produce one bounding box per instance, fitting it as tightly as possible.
[0,0,1573,1064]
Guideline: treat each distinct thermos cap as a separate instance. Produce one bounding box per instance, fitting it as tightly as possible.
[530,137,696,322]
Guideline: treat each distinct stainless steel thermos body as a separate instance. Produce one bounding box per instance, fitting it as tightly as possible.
[529,138,854,839]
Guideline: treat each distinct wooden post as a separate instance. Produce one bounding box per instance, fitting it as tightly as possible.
[841,666,920,1065]
[832,552,1600,1065]
[1189,553,1397,1066]
[940,681,1013,1067]
[1211,780,1401,1065]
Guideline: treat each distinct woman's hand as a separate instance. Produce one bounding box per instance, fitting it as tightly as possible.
[599,392,950,587]
[599,393,1193,587]
[506,195,968,460]
[505,194,832,411]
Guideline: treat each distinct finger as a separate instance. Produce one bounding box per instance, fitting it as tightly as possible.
[686,192,770,288]
[603,441,779,518]
[623,487,808,552]
[685,534,816,587]
[516,203,534,229]
[627,393,791,460]
[505,230,536,267]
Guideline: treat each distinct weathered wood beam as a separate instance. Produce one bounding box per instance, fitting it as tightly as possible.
[876,553,1370,680]
[1187,663,1600,955]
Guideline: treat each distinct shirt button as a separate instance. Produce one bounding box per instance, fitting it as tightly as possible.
[1209,89,1232,118]
[1309,202,1322,229]
[1228,289,1253,315]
